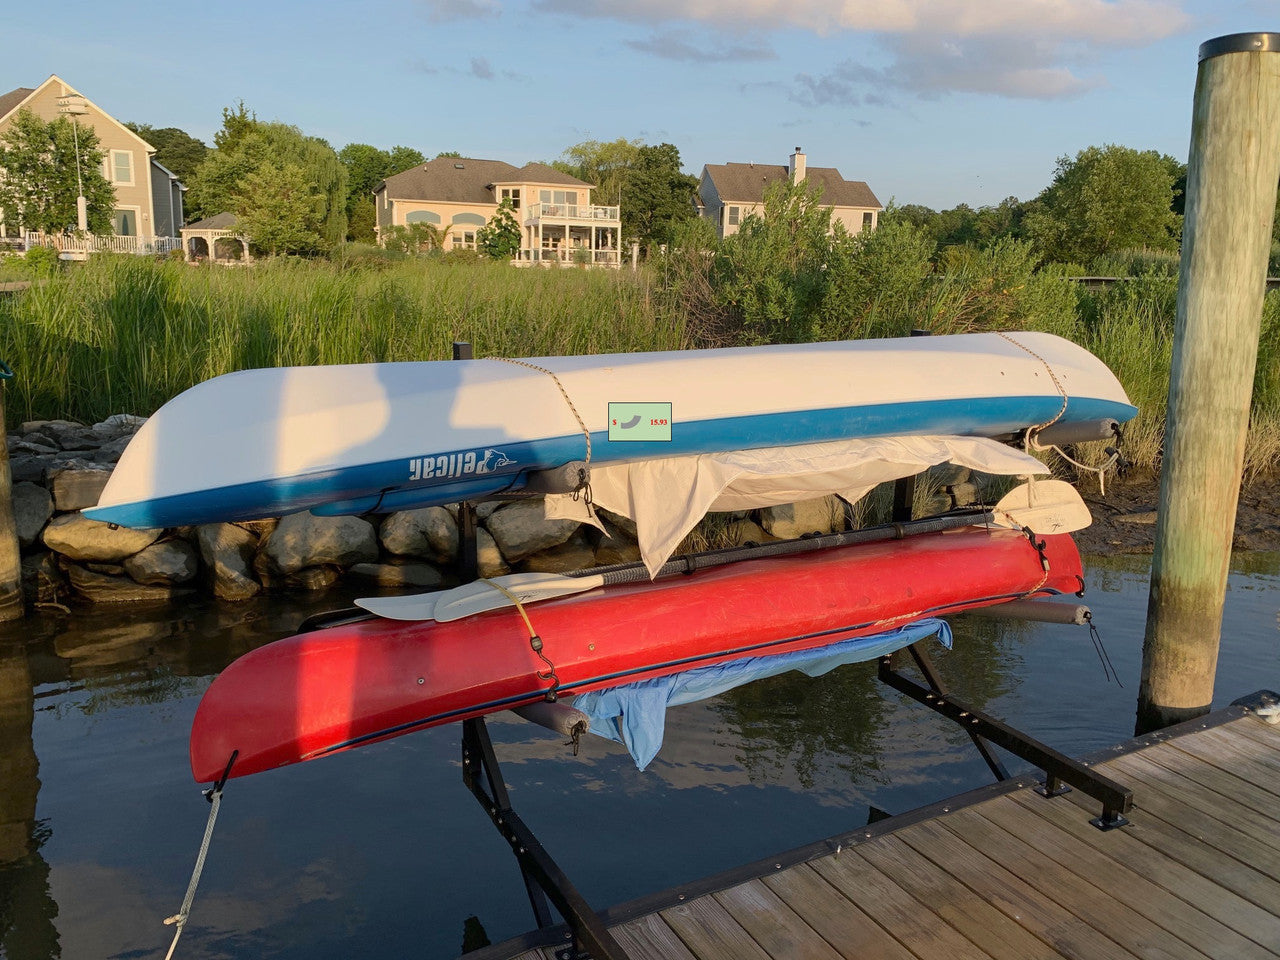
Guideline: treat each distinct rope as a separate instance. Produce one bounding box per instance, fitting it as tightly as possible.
[478,578,561,700]
[996,332,1069,435]
[162,785,225,960]
[492,357,592,473]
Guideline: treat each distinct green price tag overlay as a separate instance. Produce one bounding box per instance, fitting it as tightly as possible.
[608,402,672,441]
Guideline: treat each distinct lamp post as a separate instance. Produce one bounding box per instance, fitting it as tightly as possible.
[56,95,88,233]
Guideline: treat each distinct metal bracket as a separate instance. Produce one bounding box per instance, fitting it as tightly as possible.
[879,643,1132,829]
[461,717,627,958]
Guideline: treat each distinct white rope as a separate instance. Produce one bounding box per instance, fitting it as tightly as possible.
[162,786,225,960]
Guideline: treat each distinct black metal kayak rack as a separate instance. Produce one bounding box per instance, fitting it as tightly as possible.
[441,341,1131,959]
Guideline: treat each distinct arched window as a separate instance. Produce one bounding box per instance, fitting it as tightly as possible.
[451,213,486,226]
[405,210,441,225]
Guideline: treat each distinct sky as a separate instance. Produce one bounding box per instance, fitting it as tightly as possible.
[4,0,1275,210]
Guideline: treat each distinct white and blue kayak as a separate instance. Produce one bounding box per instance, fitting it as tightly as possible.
[84,332,1136,529]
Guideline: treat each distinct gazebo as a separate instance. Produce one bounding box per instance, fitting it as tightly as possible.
[181,212,250,263]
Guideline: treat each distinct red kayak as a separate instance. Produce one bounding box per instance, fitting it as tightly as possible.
[190,527,1082,783]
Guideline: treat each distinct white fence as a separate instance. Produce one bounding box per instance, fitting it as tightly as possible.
[22,232,184,258]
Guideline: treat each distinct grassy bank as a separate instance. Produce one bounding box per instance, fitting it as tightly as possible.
[2,250,1278,477]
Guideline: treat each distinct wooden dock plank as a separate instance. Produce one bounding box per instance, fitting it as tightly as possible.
[1102,753,1280,860]
[984,792,1278,960]
[852,829,1070,960]
[893,819,1141,960]
[713,879,846,959]
[1215,714,1280,751]
[1163,728,1280,794]
[612,914,699,960]
[1057,774,1280,913]
[761,863,919,960]
[659,894,775,960]
[1009,789,1280,952]
[1140,739,1280,812]
[923,812,1210,960]
[812,843,998,959]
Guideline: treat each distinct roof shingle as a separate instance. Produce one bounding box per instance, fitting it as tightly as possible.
[378,156,593,202]
[704,162,881,209]
[0,87,35,122]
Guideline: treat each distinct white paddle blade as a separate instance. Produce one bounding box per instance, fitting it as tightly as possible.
[355,571,604,623]
[994,479,1092,534]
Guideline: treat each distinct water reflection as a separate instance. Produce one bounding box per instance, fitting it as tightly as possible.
[0,644,58,960]
[0,552,1274,959]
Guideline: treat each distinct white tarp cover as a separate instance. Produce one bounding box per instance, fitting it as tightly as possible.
[546,435,1049,577]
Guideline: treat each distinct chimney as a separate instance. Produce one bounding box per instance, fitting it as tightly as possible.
[789,147,806,184]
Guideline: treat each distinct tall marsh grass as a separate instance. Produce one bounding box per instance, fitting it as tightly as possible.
[0,255,685,427]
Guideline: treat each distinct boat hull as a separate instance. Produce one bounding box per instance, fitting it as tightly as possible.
[87,333,1135,528]
[190,527,1084,783]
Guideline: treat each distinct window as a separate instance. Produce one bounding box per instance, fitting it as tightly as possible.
[405,210,441,225]
[112,209,137,236]
[110,150,133,186]
[538,190,578,206]
[727,206,740,226]
[454,230,476,250]
[501,188,520,210]
[863,211,874,230]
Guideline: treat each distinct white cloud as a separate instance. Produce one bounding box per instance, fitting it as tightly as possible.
[421,0,501,22]
[625,29,777,62]
[534,0,1189,43]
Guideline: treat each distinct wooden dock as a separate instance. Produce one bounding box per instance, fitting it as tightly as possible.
[476,696,1280,960]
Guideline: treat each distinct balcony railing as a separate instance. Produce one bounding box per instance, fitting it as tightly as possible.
[516,247,621,267]
[525,203,620,223]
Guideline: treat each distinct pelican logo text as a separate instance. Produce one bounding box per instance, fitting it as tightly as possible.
[408,447,515,482]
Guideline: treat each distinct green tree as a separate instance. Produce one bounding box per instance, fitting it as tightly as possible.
[0,108,114,234]
[554,138,641,205]
[622,142,698,252]
[1022,144,1182,264]
[125,123,208,185]
[338,143,426,239]
[188,107,347,249]
[476,197,521,260]
[234,162,322,256]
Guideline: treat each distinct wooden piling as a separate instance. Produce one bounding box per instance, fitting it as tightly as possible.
[0,369,23,621]
[1137,33,1280,733]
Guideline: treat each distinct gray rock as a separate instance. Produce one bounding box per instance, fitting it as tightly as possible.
[593,519,641,566]
[20,552,64,606]
[90,435,134,464]
[124,540,199,585]
[477,528,509,578]
[759,497,843,540]
[42,513,162,562]
[49,460,113,511]
[258,513,378,575]
[64,563,182,603]
[348,562,447,588]
[8,438,59,456]
[379,506,457,562]
[7,455,45,483]
[91,414,146,440]
[724,518,776,546]
[11,482,53,549]
[485,499,580,562]
[520,533,597,573]
[926,463,971,486]
[474,500,503,520]
[285,566,341,591]
[196,523,262,601]
[949,481,979,507]
[596,507,638,540]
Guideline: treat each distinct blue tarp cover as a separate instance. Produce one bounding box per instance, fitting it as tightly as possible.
[573,619,953,770]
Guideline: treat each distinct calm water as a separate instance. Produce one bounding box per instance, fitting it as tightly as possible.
[1,551,1277,959]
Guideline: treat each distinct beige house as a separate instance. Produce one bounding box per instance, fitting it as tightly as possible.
[374,156,622,265]
[698,148,881,240]
[0,75,184,247]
